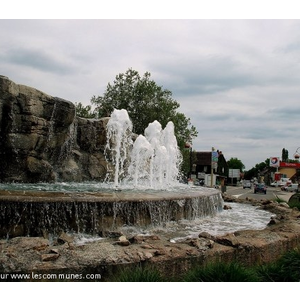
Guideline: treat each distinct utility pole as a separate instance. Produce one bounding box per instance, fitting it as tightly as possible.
[211,147,214,187]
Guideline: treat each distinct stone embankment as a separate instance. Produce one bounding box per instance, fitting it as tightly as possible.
[0,194,299,281]
[0,75,110,183]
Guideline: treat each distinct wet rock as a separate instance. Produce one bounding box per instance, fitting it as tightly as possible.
[215,233,240,248]
[101,231,123,238]
[279,202,290,208]
[186,238,214,250]
[261,200,273,205]
[41,253,60,261]
[198,232,215,241]
[144,252,153,259]
[9,237,49,251]
[268,216,281,225]
[130,235,160,244]
[223,204,232,210]
[141,244,153,249]
[154,249,166,256]
[50,248,59,254]
[137,251,153,260]
[57,232,75,245]
[116,235,130,246]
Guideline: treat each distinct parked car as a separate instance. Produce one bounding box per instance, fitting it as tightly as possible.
[271,179,290,187]
[254,183,267,194]
[285,184,299,192]
[243,180,251,189]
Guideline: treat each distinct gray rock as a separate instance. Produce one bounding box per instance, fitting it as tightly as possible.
[0,76,111,182]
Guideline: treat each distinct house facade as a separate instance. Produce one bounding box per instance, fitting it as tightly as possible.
[191,150,229,187]
[276,161,300,183]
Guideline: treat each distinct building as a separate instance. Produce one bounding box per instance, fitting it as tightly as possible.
[192,150,229,187]
[277,161,300,183]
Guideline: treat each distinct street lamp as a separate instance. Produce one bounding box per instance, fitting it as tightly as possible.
[185,142,192,180]
[294,147,300,160]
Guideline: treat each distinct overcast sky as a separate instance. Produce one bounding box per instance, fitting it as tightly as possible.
[1,17,300,170]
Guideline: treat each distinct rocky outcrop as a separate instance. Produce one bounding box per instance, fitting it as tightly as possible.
[0,198,300,281]
[0,75,109,182]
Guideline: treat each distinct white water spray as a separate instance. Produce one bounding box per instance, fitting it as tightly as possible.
[105,109,133,187]
[106,108,182,189]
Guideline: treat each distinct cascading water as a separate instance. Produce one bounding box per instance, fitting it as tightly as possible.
[0,107,227,239]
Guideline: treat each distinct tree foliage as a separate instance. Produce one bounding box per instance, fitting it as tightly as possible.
[282,148,289,162]
[227,157,245,172]
[75,102,97,118]
[243,158,271,180]
[90,68,198,148]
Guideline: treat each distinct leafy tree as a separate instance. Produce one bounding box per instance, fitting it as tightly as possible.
[282,148,289,162]
[75,102,97,118]
[243,158,273,180]
[90,68,198,148]
[227,157,245,172]
[244,167,256,180]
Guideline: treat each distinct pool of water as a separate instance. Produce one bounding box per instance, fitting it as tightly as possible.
[118,202,275,242]
[0,181,202,193]
[0,182,274,243]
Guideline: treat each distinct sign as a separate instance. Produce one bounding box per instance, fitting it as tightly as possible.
[198,172,206,179]
[212,151,219,162]
[229,169,240,178]
[280,162,300,168]
[211,151,218,169]
[270,157,280,168]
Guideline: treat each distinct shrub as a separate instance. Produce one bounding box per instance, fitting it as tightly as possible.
[183,261,260,282]
[112,265,165,282]
[256,248,300,281]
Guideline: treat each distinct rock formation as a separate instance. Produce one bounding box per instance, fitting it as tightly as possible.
[0,75,109,182]
[0,197,300,281]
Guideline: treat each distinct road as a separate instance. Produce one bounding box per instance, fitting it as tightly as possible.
[224,185,292,202]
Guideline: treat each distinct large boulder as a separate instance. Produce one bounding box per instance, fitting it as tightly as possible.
[0,75,109,182]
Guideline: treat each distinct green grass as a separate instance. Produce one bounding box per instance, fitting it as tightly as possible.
[110,248,300,282]
[274,196,286,204]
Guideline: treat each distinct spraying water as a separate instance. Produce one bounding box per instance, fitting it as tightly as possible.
[105,109,133,187]
[105,109,182,189]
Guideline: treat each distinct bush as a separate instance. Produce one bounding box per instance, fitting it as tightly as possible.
[183,261,260,282]
[112,265,165,282]
[288,193,300,210]
[256,248,300,281]
[111,249,300,282]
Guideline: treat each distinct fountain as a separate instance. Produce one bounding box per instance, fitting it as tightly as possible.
[2,77,294,281]
[0,95,223,239]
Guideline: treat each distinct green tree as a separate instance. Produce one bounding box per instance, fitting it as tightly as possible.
[243,158,271,180]
[90,68,198,148]
[227,157,245,172]
[75,102,97,118]
[282,148,289,162]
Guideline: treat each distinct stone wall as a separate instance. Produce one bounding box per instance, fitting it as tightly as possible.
[0,197,300,280]
[0,75,109,182]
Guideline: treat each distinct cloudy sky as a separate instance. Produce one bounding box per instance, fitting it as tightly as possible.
[1,17,300,170]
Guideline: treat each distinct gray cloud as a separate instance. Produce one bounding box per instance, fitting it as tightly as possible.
[1,19,300,169]
[3,48,76,75]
